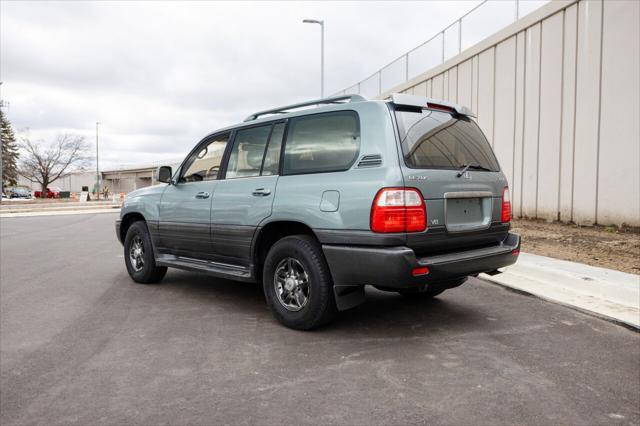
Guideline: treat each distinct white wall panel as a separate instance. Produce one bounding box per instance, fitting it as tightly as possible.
[573,0,602,225]
[432,74,444,99]
[426,79,433,97]
[477,47,496,145]
[457,59,473,109]
[513,31,526,217]
[522,23,541,218]
[493,36,517,189]
[559,4,578,222]
[413,81,427,96]
[471,55,479,114]
[448,66,458,102]
[443,71,450,101]
[597,0,640,226]
[537,11,564,220]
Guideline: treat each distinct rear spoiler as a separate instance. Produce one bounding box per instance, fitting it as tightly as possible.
[390,93,476,118]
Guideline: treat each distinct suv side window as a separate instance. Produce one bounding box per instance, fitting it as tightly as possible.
[283,111,360,175]
[181,133,230,182]
[261,122,285,176]
[226,124,272,179]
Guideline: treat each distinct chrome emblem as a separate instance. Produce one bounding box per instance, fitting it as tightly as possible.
[461,171,471,179]
[407,175,429,181]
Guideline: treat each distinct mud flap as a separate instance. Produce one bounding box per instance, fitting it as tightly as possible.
[333,285,365,311]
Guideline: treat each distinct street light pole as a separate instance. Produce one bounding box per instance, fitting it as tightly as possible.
[303,19,324,98]
[96,121,100,200]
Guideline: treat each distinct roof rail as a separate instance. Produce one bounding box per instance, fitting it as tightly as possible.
[243,94,366,122]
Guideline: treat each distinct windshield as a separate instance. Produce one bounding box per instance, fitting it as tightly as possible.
[395,108,500,171]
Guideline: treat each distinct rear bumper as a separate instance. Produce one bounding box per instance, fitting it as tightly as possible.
[323,232,520,289]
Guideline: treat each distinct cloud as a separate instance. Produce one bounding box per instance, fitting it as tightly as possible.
[1,0,481,169]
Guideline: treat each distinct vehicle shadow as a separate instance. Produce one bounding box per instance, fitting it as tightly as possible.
[154,270,487,337]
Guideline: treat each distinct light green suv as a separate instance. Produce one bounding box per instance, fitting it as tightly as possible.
[116,93,520,330]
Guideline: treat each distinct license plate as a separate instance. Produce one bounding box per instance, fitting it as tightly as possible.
[446,197,487,232]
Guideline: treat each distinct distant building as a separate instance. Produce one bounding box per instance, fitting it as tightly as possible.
[102,161,181,194]
[16,171,95,193]
[16,160,181,194]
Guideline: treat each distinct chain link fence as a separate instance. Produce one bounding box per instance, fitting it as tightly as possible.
[333,0,549,98]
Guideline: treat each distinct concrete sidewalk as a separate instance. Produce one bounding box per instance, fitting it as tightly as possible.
[481,253,640,329]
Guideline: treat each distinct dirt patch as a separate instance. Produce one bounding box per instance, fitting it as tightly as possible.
[511,219,640,275]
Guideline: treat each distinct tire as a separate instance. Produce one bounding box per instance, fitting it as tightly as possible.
[397,277,468,299]
[262,235,337,330]
[124,221,167,284]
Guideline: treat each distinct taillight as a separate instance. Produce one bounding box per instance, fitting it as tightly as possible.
[412,266,430,276]
[371,187,426,233]
[501,187,511,223]
[426,102,456,114]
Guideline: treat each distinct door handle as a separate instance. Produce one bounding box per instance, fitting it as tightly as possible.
[252,188,271,197]
[195,191,210,199]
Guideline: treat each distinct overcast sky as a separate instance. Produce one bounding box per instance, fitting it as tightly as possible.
[1,0,492,170]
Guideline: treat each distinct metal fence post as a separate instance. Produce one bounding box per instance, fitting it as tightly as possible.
[441,31,445,63]
[458,19,462,54]
[405,53,409,82]
[378,72,382,96]
[515,0,519,20]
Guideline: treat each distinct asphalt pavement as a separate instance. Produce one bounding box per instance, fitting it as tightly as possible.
[1,213,639,425]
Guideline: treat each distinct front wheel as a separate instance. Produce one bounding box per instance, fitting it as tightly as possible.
[263,235,337,330]
[124,221,167,284]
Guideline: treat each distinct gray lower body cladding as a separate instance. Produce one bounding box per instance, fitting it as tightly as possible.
[322,232,520,289]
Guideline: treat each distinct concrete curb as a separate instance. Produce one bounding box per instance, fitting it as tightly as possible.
[481,253,640,330]
[0,209,121,218]
[1,203,120,212]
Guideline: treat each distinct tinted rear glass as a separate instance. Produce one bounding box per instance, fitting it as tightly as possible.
[395,108,500,171]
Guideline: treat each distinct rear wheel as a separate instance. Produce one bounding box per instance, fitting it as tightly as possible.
[124,221,167,284]
[263,235,337,330]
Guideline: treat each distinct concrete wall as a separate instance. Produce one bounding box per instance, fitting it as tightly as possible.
[386,0,639,226]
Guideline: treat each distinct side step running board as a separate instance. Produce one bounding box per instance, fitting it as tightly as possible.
[156,254,255,282]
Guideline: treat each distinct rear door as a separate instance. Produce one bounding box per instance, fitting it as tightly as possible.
[209,122,285,266]
[393,104,509,255]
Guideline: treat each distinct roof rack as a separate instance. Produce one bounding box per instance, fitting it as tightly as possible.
[243,94,366,122]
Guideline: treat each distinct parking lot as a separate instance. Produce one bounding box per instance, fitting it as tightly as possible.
[1,213,639,425]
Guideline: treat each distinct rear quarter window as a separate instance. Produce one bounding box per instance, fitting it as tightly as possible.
[283,111,360,175]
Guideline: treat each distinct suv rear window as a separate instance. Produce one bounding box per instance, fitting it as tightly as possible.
[395,108,499,171]
[283,111,360,175]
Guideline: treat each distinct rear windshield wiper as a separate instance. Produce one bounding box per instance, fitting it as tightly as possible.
[457,163,492,177]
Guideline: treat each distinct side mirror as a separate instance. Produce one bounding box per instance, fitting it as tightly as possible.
[157,166,173,184]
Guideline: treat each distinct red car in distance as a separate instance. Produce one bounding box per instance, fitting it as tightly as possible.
[33,186,62,198]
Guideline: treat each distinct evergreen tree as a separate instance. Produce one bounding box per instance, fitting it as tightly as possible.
[1,110,19,188]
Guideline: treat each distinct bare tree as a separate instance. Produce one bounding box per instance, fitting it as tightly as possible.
[19,134,91,198]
